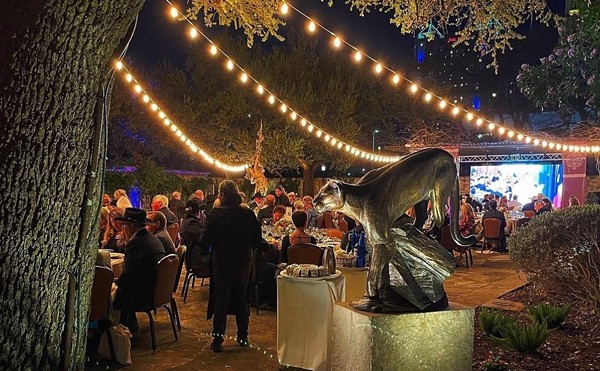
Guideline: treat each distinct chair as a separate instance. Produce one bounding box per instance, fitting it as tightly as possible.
[166,223,180,247]
[137,254,179,351]
[171,245,187,330]
[249,247,263,315]
[325,228,344,240]
[338,218,349,233]
[516,217,531,229]
[89,267,115,360]
[441,226,474,268]
[181,250,211,304]
[523,210,536,218]
[482,218,503,253]
[288,243,323,265]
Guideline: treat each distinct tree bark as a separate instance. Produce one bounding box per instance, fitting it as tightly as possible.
[299,159,319,197]
[0,1,144,369]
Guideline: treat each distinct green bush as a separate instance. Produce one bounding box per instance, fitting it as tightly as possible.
[528,302,571,330]
[479,308,515,338]
[509,205,600,308]
[492,321,550,353]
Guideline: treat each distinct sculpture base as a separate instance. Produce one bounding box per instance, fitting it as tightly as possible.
[349,292,449,314]
[332,302,474,371]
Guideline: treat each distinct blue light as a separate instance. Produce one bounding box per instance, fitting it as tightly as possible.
[472,95,481,111]
[129,187,142,208]
[417,48,426,64]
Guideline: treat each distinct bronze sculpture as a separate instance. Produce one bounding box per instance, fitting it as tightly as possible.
[314,148,476,312]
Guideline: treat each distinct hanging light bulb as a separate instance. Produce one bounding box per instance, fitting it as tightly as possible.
[300,118,307,127]
[333,36,342,48]
[142,94,150,103]
[392,74,400,85]
[280,2,289,14]
[548,142,555,149]
[209,45,218,55]
[498,127,505,135]
[542,141,548,147]
[410,84,418,93]
[323,133,329,141]
[151,103,158,111]
[226,60,234,70]
[240,73,248,83]
[189,27,198,39]
[354,50,362,62]
[158,112,166,119]
[525,136,532,143]
[321,164,326,171]
[268,95,275,105]
[533,139,540,146]
[330,138,337,146]
[125,73,133,83]
[290,112,297,121]
[337,142,343,149]
[555,144,562,151]
[280,103,287,113]
[256,85,264,95]
[134,84,142,93]
[170,7,178,18]
[507,130,514,138]
[466,112,473,121]
[439,100,447,109]
[163,118,170,126]
[308,124,314,132]
[425,93,432,102]
[374,63,383,74]
[517,133,524,141]
[476,118,483,126]
[115,61,123,70]
[452,107,460,116]
[308,21,316,33]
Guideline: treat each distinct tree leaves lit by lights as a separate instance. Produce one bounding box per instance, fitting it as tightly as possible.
[184,0,285,47]
[337,0,557,73]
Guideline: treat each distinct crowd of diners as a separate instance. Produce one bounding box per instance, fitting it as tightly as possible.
[96,181,582,354]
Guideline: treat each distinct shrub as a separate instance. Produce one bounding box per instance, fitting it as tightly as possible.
[509,205,600,308]
[479,308,515,338]
[493,321,550,353]
[528,302,571,330]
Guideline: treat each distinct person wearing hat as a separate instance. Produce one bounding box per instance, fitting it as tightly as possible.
[272,185,291,207]
[248,192,264,211]
[180,199,209,274]
[113,208,166,332]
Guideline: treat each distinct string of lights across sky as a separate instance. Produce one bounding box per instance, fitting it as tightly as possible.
[163,0,600,154]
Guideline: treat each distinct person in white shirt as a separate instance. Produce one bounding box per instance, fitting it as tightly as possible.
[507,195,522,211]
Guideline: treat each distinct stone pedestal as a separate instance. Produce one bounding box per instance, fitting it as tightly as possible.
[331,302,474,371]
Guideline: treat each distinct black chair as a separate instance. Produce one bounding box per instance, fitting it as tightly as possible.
[440,226,474,268]
[136,254,179,351]
[171,245,186,330]
[181,251,211,304]
[516,217,531,229]
[249,247,263,315]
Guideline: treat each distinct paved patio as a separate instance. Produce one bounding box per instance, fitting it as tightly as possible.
[87,252,525,370]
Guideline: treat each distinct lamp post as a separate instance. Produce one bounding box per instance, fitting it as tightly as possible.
[372,129,379,152]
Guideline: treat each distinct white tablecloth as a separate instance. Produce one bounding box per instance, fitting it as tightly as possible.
[337,267,367,302]
[277,274,346,371]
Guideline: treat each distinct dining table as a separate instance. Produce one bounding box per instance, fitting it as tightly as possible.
[110,253,125,279]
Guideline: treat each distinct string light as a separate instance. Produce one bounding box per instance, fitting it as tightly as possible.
[424,93,432,102]
[240,73,248,83]
[257,85,264,95]
[272,0,585,152]
[308,21,316,33]
[374,63,383,74]
[209,44,218,55]
[452,107,460,116]
[280,2,289,14]
[226,60,234,71]
[439,100,447,109]
[189,27,198,38]
[114,60,248,172]
[268,95,276,105]
[170,6,178,18]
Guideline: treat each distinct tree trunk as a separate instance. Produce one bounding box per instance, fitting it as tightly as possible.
[300,160,319,197]
[0,1,144,369]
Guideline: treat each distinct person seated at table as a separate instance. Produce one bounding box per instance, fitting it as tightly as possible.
[113,208,166,333]
[147,211,176,255]
[152,194,178,226]
[272,185,291,207]
[536,197,553,215]
[287,192,296,207]
[99,207,110,246]
[257,194,276,223]
[169,191,187,221]
[459,203,476,237]
[482,200,507,251]
[302,196,319,228]
[465,195,482,213]
[102,207,126,252]
[248,192,264,211]
[271,205,290,229]
[180,199,209,272]
[507,195,522,211]
[293,200,305,211]
[280,211,317,263]
[498,196,509,212]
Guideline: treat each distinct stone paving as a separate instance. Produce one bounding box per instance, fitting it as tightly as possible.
[87,252,525,370]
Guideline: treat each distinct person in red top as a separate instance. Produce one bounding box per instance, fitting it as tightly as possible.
[459,203,476,237]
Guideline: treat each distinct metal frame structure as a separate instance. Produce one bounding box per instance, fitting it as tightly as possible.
[458,153,563,163]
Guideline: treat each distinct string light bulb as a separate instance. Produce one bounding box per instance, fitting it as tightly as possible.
[280,103,287,113]
[556,144,562,151]
[333,37,342,48]
[308,21,316,33]
[308,124,314,132]
[257,85,264,95]
[330,138,337,146]
[151,103,158,111]
[226,60,234,70]
[143,94,150,103]
[410,84,418,93]
[452,107,460,116]
[525,136,532,144]
[159,112,166,119]
[425,93,432,102]
[300,118,307,127]
[354,50,362,62]
[374,63,383,74]
[337,142,343,149]
[115,61,123,70]
[240,73,248,83]
[476,118,483,126]
[290,112,297,121]
[134,85,142,93]
[439,100,447,109]
[498,127,505,135]
[392,74,400,85]
[209,45,218,55]
[280,2,289,14]
[542,141,548,147]
[170,7,178,18]
[517,133,524,141]
[507,130,514,138]
[548,142,555,149]
[125,74,133,83]
[466,112,473,121]
[189,27,198,39]
[268,95,276,105]
[323,133,329,141]
[533,139,540,146]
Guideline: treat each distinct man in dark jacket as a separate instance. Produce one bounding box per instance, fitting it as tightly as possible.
[180,199,209,273]
[482,200,507,251]
[200,180,262,352]
[169,191,187,221]
[152,194,179,226]
[114,208,166,332]
[257,194,276,224]
[147,211,176,255]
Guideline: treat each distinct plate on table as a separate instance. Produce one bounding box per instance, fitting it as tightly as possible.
[280,270,341,281]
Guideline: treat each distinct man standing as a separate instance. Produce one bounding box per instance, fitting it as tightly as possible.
[152,194,178,226]
[114,208,166,332]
